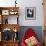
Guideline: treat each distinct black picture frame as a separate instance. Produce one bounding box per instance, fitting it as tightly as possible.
[25,7,36,20]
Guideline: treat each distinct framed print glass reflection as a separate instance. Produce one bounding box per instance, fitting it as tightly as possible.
[25,7,36,20]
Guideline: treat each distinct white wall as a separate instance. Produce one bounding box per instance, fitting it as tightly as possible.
[0,0,15,7]
[18,0,44,26]
[0,0,44,26]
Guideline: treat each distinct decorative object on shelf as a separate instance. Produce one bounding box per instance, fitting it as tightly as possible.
[13,32,18,41]
[1,28,19,41]
[1,28,13,41]
[25,7,36,20]
[13,28,18,41]
[0,7,19,16]
[14,28,17,32]
[2,10,9,15]
[9,10,18,15]
[15,0,17,7]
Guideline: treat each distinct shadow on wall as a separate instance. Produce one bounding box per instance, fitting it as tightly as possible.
[18,26,44,44]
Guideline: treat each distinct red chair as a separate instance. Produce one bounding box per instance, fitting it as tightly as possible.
[21,28,41,46]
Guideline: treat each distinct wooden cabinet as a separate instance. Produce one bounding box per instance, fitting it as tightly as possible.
[0,41,19,46]
[2,41,19,46]
[0,7,19,46]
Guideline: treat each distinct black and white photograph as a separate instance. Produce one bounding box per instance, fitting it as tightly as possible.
[25,7,36,20]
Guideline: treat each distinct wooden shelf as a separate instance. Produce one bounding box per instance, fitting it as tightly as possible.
[0,40,19,46]
[2,40,19,42]
[0,24,20,32]
[0,7,19,46]
[0,7,18,9]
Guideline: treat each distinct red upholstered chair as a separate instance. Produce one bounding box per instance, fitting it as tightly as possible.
[21,28,41,46]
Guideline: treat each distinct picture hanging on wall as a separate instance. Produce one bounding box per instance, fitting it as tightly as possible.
[25,7,36,20]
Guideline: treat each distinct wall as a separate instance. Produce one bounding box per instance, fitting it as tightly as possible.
[0,0,15,7]
[18,0,44,26]
[0,0,44,26]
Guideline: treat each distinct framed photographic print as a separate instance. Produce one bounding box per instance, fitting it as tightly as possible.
[25,7,36,20]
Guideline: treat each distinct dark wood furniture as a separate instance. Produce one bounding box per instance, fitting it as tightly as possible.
[0,7,19,46]
[2,40,19,46]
